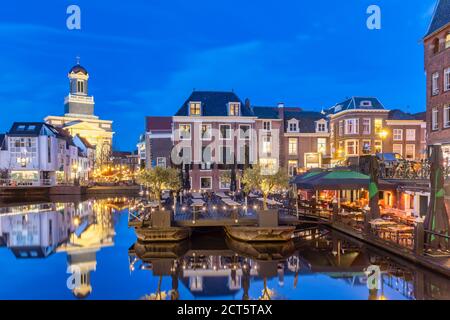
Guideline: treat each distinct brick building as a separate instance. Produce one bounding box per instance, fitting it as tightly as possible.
[424,0,450,160]
[144,116,173,169]
[172,91,263,191]
[253,104,331,175]
[326,97,426,162]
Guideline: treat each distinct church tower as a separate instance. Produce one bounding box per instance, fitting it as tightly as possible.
[45,59,114,168]
[64,60,95,117]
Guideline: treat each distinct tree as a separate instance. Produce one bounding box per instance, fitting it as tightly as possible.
[220,169,242,191]
[136,167,181,207]
[241,165,289,210]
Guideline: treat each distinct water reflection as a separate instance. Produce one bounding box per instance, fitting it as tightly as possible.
[0,197,126,299]
[129,229,450,300]
[0,197,449,300]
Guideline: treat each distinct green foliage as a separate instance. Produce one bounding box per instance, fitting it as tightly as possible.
[241,165,289,209]
[136,167,181,204]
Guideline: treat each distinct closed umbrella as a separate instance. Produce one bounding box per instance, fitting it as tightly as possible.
[183,164,191,191]
[230,163,237,193]
[368,156,380,220]
[424,145,450,251]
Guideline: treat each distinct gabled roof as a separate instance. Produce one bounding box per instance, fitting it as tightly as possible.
[425,0,450,38]
[8,122,58,137]
[174,91,254,117]
[388,109,426,121]
[146,116,172,132]
[326,97,385,115]
[252,106,280,119]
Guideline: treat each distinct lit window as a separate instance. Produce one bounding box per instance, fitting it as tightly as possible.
[446,34,450,49]
[393,129,403,141]
[393,144,403,156]
[362,119,371,134]
[406,129,416,141]
[288,160,298,176]
[317,138,326,154]
[201,124,211,140]
[362,140,371,154]
[432,107,439,130]
[405,144,415,160]
[345,140,359,156]
[262,136,272,154]
[229,103,240,116]
[189,102,201,116]
[432,72,440,95]
[288,138,297,155]
[344,119,359,134]
[179,124,191,140]
[444,105,450,128]
[374,140,382,153]
[220,124,231,140]
[200,177,212,189]
[374,119,383,134]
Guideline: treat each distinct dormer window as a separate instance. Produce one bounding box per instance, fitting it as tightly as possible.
[335,105,342,112]
[229,102,240,116]
[316,120,327,133]
[360,100,372,108]
[189,102,201,116]
[287,119,299,132]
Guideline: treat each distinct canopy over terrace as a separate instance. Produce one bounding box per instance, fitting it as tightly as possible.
[292,169,393,190]
[292,169,372,190]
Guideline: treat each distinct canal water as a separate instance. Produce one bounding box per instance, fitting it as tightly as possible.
[0,197,448,300]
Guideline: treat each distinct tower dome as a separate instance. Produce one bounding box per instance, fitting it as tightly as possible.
[69,64,88,75]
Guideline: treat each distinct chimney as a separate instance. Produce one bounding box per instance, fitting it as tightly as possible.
[278,102,285,119]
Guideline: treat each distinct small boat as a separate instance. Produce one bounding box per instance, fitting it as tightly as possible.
[135,227,191,242]
[224,226,295,242]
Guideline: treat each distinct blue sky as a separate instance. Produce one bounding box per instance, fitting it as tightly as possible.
[0,0,437,150]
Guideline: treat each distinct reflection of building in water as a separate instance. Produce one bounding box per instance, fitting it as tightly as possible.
[180,253,259,297]
[0,199,117,299]
[0,203,74,258]
[56,200,115,299]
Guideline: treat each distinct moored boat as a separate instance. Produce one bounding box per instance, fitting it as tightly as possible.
[135,227,191,242]
[224,226,295,242]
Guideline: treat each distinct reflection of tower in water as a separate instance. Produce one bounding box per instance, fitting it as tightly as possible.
[57,199,115,299]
